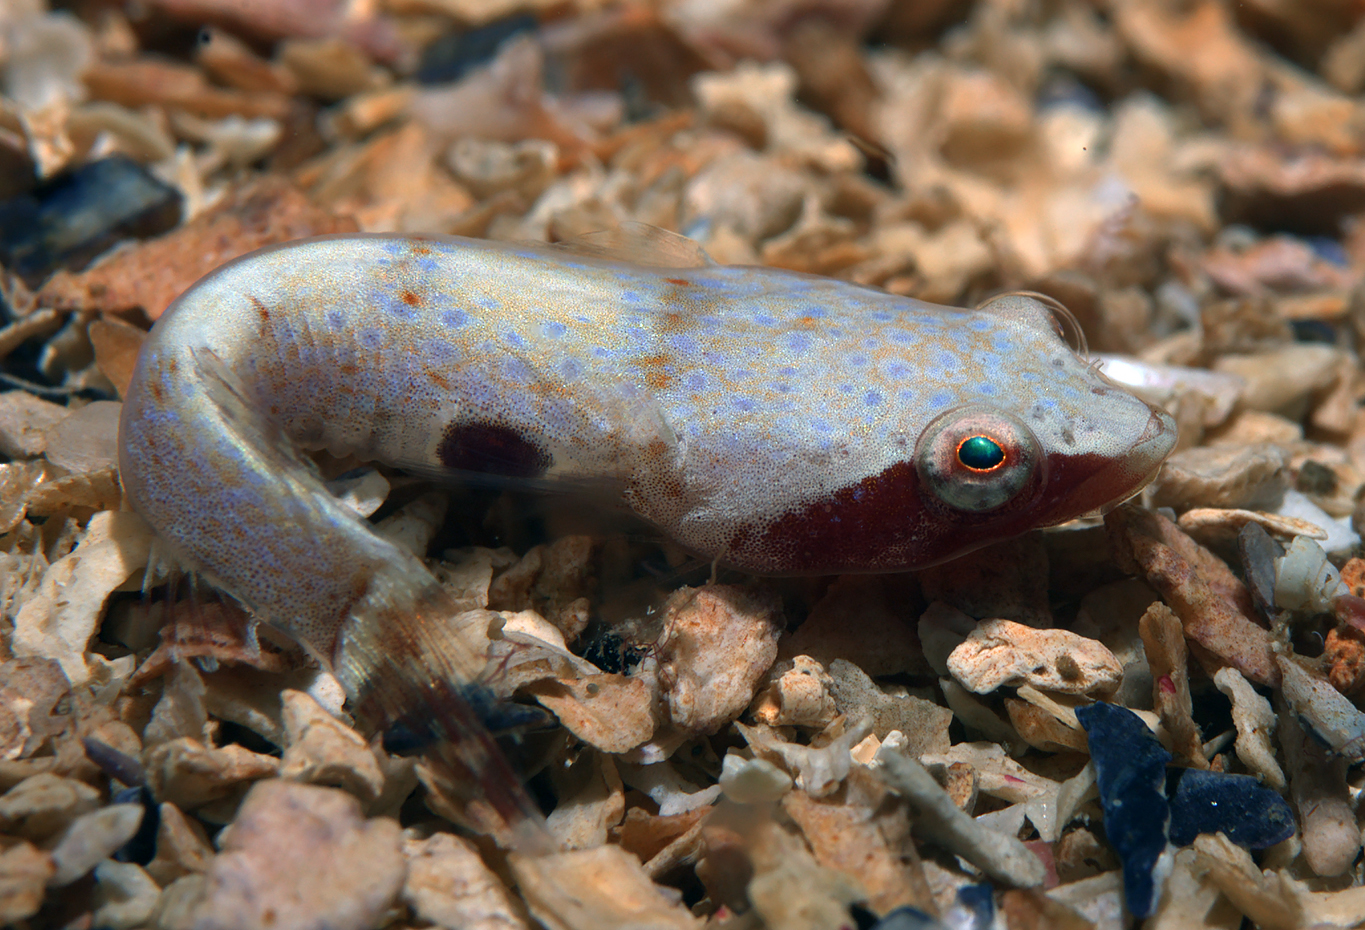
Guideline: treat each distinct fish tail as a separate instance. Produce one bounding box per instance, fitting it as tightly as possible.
[333,572,557,853]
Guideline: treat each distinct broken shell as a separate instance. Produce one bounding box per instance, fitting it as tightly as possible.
[873,743,1046,889]
[0,392,68,458]
[190,780,405,930]
[1212,667,1284,791]
[719,753,792,804]
[1149,444,1289,512]
[737,718,870,799]
[91,860,161,930]
[1276,655,1365,763]
[402,831,531,930]
[1275,535,1348,612]
[48,802,144,886]
[826,659,951,755]
[1177,508,1327,550]
[749,655,837,729]
[0,772,100,841]
[657,585,781,735]
[0,840,54,924]
[279,689,386,806]
[947,619,1122,695]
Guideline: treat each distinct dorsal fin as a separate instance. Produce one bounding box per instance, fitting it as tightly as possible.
[552,222,714,269]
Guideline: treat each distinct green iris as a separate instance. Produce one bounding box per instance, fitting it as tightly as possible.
[958,435,1005,471]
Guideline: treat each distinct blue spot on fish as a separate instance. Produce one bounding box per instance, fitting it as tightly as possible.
[668,334,698,355]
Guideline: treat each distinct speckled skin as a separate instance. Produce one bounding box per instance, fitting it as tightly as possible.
[120,233,1175,661]
[118,233,1174,845]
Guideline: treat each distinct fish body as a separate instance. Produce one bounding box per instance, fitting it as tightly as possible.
[118,232,1176,846]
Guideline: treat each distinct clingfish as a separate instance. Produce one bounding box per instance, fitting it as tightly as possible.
[118,229,1177,848]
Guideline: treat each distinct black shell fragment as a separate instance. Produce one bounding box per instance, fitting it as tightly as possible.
[0,154,181,287]
[110,785,159,866]
[1076,702,1171,919]
[867,906,947,930]
[1167,768,1295,849]
[416,14,538,85]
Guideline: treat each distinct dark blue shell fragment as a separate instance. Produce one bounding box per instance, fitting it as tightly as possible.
[1167,768,1295,849]
[416,14,538,85]
[1077,702,1172,919]
[867,906,947,930]
[953,884,995,930]
[111,785,158,865]
[0,155,181,286]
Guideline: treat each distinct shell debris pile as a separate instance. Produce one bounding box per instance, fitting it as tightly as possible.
[7,0,1365,928]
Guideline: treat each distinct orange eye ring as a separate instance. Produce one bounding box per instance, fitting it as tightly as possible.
[956,434,1007,473]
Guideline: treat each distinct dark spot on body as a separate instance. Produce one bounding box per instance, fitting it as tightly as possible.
[427,368,452,390]
[437,420,550,477]
[249,295,270,323]
[664,278,691,286]
[401,289,421,307]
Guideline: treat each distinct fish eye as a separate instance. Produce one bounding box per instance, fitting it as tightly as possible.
[957,434,1006,472]
[917,406,1041,512]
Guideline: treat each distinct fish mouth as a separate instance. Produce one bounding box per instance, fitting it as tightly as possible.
[1126,402,1179,486]
[1037,402,1179,524]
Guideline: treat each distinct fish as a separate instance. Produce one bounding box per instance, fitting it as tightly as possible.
[117,227,1176,849]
